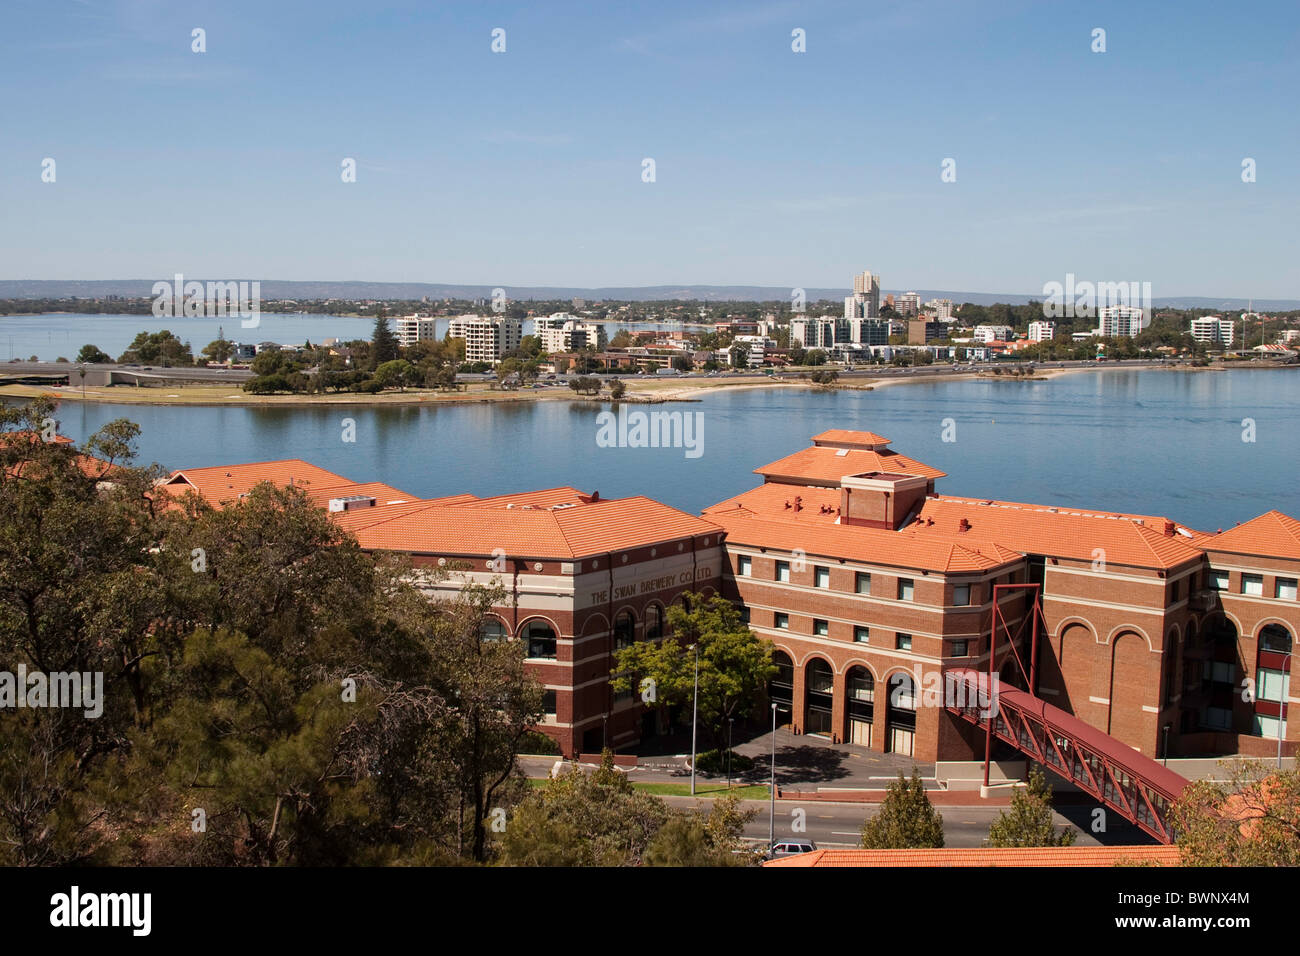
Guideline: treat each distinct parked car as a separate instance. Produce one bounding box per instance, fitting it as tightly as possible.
[768,840,817,859]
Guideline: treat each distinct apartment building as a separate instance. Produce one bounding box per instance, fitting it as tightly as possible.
[1190,315,1236,347]
[396,314,438,347]
[446,314,522,365]
[1028,321,1056,342]
[973,325,1013,343]
[896,292,922,317]
[1098,305,1146,338]
[536,313,608,353]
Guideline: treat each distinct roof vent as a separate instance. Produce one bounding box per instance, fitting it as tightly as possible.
[328,495,377,513]
[835,448,850,457]
[958,518,971,532]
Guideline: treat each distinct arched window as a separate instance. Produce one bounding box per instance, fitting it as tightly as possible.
[614,611,636,651]
[1260,624,1293,654]
[646,605,665,641]
[804,659,834,736]
[886,672,917,756]
[846,666,875,747]
[521,620,557,659]
[479,617,508,643]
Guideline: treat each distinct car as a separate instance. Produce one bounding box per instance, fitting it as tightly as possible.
[769,840,817,859]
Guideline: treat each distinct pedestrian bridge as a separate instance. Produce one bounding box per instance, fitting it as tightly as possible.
[944,669,1191,844]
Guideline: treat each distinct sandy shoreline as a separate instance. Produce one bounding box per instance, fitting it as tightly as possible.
[0,362,1216,407]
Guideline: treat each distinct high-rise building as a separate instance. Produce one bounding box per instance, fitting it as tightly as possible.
[447,315,522,365]
[1028,321,1056,342]
[1189,315,1235,347]
[974,325,1013,343]
[845,271,880,319]
[1098,306,1146,338]
[907,319,945,344]
[396,314,438,347]
[924,298,954,321]
[896,292,922,317]
[536,313,608,353]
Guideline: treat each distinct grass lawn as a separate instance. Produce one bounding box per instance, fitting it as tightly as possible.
[527,778,768,799]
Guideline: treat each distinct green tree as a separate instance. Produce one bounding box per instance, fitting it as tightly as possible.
[498,751,670,866]
[76,344,111,363]
[609,379,627,400]
[117,330,194,366]
[985,764,1076,847]
[860,770,944,848]
[371,314,400,368]
[644,791,760,866]
[374,358,416,391]
[1171,762,1300,866]
[611,596,775,754]
[200,338,236,364]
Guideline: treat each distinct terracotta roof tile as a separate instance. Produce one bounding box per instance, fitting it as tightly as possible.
[763,845,1181,867]
[1198,510,1300,560]
[756,445,946,485]
[811,429,891,448]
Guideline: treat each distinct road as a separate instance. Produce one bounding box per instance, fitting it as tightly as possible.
[0,360,253,383]
[657,796,1150,849]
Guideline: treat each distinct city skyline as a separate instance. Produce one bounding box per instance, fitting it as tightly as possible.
[2,0,1298,297]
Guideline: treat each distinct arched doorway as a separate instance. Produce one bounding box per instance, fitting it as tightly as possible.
[769,651,794,726]
[845,666,875,747]
[804,658,834,737]
[886,671,917,755]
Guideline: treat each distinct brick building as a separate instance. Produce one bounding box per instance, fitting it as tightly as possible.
[163,430,1297,763]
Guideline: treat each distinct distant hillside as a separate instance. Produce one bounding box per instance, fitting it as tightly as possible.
[1,279,1296,311]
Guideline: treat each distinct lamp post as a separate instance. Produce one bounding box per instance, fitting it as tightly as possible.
[768,701,777,848]
[727,717,734,790]
[689,642,699,796]
[1162,723,1171,767]
[1278,651,1292,770]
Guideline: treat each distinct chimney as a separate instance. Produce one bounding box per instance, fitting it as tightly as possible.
[793,496,802,512]
[958,518,970,532]
[1163,520,1175,536]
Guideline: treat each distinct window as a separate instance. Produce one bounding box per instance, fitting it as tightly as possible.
[815,567,830,588]
[614,684,634,703]
[646,604,664,640]
[1169,579,1181,602]
[1257,667,1290,703]
[775,561,790,583]
[1211,570,1229,591]
[1204,707,1233,731]
[1203,660,1234,684]
[774,612,789,630]
[739,606,750,624]
[522,621,557,659]
[738,555,752,577]
[951,640,968,657]
[897,578,914,601]
[479,618,508,642]
[1242,574,1263,597]
[1260,625,1292,653]
[855,572,871,594]
[613,611,636,651]
[813,618,829,636]
[895,633,912,651]
[854,626,870,644]
[953,584,971,606]
[1254,714,1283,739]
[1276,578,1298,600]
[541,690,557,715]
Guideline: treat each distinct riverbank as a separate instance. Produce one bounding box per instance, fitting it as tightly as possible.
[0,361,1238,407]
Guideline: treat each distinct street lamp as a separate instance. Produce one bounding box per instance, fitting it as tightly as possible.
[1277,650,1292,770]
[727,717,734,790]
[689,642,699,796]
[768,701,777,848]
[1162,723,1171,767]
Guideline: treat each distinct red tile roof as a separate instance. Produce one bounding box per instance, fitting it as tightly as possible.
[1198,510,1300,560]
[811,429,891,448]
[906,496,1205,571]
[162,460,382,507]
[755,445,947,485]
[763,845,1181,867]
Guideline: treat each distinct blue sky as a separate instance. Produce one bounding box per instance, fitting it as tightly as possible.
[2,0,1297,297]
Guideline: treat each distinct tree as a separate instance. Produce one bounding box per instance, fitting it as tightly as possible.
[374,359,416,391]
[644,793,759,867]
[1171,761,1300,866]
[985,764,1076,847]
[371,314,400,368]
[117,330,194,366]
[498,751,670,866]
[76,344,111,364]
[611,596,775,754]
[201,338,236,364]
[609,379,627,400]
[860,770,944,848]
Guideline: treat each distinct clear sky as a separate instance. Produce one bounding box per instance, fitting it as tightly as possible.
[2,0,1297,297]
